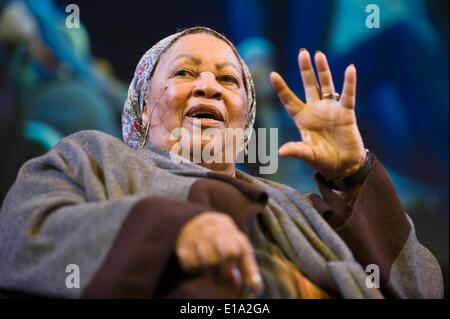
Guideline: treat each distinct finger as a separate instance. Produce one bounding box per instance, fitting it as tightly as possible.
[340,64,357,109]
[215,232,243,287]
[219,259,243,288]
[314,50,335,95]
[196,241,220,268]
[278,141,315,165]
[219,218,242,258]
[298,49,321,103]
[213,234,240,264]
[237,236,262,290]
[230,265,243,288]
[270,71,306,118]
[177,245,201,272]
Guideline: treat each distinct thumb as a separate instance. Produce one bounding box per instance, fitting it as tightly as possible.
[279,142,314,163]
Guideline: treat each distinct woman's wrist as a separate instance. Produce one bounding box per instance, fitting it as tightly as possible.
[320,149,373,191]
[341,149,368,178]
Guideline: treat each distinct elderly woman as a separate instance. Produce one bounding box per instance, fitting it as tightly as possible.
[0,27,443,299]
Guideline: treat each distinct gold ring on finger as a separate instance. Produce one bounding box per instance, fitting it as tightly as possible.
[322,92,340,100]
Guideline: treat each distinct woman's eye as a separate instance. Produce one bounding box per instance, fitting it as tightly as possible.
[219,75,239,85]
[174,69,194,77]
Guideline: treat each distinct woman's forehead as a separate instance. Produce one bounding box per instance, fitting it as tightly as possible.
[162,33,241,68]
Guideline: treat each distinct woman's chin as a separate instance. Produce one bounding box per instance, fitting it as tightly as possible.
[190,140,225,162]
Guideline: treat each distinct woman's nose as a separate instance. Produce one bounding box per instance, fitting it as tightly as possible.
[192,72,223,100]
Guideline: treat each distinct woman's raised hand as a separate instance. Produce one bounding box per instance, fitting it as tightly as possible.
[175,211,262,291]
[270,49,366,180]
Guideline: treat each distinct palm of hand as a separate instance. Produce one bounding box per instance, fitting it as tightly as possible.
[270,49,366,179]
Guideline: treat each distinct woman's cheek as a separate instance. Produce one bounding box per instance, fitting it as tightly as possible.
[162,85,190,126]
[229,95,247,129]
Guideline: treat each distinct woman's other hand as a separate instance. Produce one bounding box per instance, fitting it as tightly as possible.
[270,49,366,180]
[175,211,262,291]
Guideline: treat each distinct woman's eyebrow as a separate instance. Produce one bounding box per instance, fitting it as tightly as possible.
[172,54,240,73]
[216,61,240,74]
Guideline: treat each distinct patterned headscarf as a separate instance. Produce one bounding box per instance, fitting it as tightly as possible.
[122,26,256,150]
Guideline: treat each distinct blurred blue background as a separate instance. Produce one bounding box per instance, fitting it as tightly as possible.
[0,0,448,297]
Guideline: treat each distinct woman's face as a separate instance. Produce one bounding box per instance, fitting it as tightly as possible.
[143,33,248,167]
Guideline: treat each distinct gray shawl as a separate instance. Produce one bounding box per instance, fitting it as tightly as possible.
[0,131,442,298]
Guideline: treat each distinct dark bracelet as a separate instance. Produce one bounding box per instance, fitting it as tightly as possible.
[320,149,373,191]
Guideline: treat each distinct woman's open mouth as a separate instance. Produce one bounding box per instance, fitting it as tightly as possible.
[184,104,225,128]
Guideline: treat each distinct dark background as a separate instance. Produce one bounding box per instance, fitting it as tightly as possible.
[0,0,448,297]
